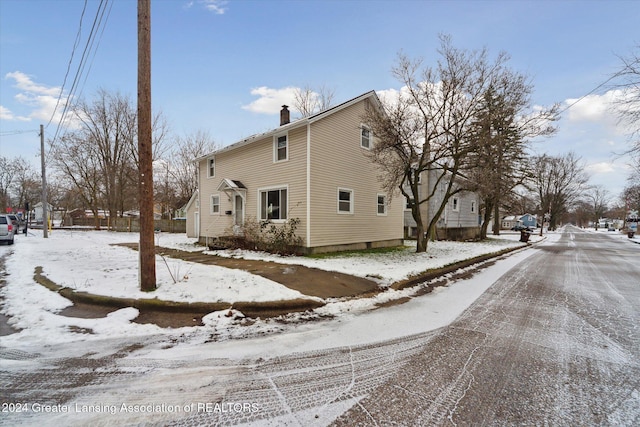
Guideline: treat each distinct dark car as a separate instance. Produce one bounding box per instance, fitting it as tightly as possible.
[6,214,25,234]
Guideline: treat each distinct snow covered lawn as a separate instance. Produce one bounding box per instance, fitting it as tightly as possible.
[4,229,534,304]
[0,229,541,346]
[211,234,535,285]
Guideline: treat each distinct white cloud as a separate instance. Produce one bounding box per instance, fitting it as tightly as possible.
[3,71,66,125]
[564,89,630,130]
[585,161,616,174]
[6,71,61,97]
[200,0,228,14]
[0,105,30,121]
[242,86,298,114]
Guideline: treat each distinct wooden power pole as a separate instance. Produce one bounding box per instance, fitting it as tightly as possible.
[40,124,48,238]
[137,0,156,291]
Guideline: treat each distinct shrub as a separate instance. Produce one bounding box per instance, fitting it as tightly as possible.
[224,216,303,255]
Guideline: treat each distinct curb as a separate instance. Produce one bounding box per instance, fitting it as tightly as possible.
[33,267,324,318]
[32,239,539,319]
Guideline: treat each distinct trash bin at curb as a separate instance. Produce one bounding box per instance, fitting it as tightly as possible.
[519,229,531,243]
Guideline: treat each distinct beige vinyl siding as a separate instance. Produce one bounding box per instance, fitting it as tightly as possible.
[198,125,308,243]
[309,101,403,247]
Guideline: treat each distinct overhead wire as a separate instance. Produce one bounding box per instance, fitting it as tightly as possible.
[47,0,111,152]
[45,0,88,130]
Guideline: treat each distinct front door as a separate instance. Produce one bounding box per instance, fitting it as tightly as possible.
[234,195,244,226]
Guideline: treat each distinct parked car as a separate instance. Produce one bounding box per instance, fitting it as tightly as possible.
[0,214,15,245]
[6,213,25,234]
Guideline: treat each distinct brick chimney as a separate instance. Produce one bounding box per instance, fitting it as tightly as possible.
[280,105,290,126]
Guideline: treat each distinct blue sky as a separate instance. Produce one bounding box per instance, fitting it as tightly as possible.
[1,0,638,201]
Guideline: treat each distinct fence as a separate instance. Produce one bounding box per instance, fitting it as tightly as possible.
[63,217,186,233]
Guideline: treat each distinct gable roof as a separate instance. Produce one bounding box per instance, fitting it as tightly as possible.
[195,90,380,162]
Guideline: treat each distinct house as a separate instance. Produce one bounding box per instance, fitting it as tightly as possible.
[189,91,404,253]
[502,213,537,230]
[404,170,481,240]
[32,202,54,224]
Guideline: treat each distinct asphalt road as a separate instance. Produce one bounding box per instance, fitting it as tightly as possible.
[333,226,640,426]
[1,227,638,426]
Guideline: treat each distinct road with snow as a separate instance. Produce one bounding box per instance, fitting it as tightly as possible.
[1,226,639,426]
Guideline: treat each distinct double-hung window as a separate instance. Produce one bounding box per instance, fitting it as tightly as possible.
[207,157,215,178]
[274,134,288,162]
[452,197,459,212]
[259,187,287,220]
[210,195,220,214]
[360,126,371,149]
[377,194,387,215]
[338,188,354,214]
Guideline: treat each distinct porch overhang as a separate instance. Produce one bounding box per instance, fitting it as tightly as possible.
[217,178,247,200]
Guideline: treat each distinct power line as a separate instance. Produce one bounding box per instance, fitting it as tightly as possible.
[45,0,88,130]
[557,71,624,116]
[48,0,112,149]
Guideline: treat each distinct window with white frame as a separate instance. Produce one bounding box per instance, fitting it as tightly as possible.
[338,188,354,214]
[259,187,287,220]
[360,126,371,149]
[405,197,414,210]
[377,194,387,215]
[452,197,459,212]
[274,134,288,162]
[210,194,220,214]
[207,157,215,178]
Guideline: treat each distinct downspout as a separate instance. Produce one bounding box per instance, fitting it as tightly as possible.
[306,122,311,248]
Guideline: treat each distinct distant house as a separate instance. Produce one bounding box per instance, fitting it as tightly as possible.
[404,170,481,240]
[502,213,537,230]
[188,91,404,253]
[32,202,54,224]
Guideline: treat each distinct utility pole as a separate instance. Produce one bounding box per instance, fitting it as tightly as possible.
[138,0,156,291]
[39,124,48,238]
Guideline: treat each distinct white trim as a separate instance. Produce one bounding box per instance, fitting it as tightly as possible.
[452,197,459,212]
[206,157,215,178]
[337,187,354,214]
[234,194,244,226]
[257,184,289,222]
[210,194,221,215]
[273,132,289,163]
[376,193,388,216]
[360,124,371,150]
[306,123,311,247]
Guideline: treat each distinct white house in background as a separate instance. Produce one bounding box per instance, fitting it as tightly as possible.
[188,91,404,254]
[32,202,54,224]
[404,170,481,240]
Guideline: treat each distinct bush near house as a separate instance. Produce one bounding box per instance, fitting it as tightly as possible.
[218,217,303,256]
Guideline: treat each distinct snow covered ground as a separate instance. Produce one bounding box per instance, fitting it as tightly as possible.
[0,228,549,350]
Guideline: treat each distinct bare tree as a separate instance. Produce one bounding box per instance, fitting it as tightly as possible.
[170,130,217,208]
[293,84,336,117]
[9,157,39,211]
[584,185,611,227]
[469,71,558,238]
[52,89,169,226]
[611,44,640,158]
[0,156,17,211]
[530,152,589,229]
[52,131,105,228]
[364,35,514,252]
